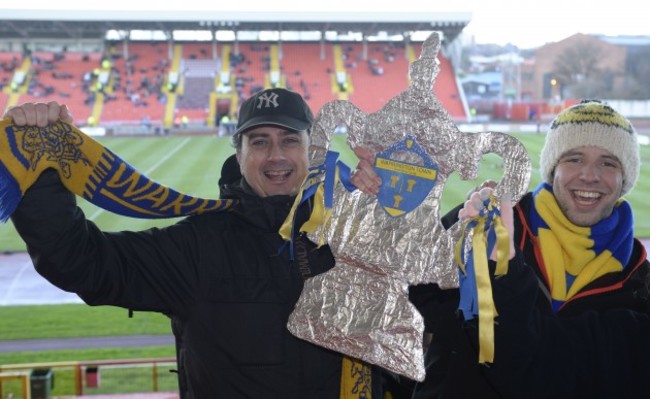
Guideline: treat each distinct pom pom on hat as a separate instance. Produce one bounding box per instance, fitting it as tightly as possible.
[539,100,640,195]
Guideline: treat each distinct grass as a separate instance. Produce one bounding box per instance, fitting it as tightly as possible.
[0,304,173,365]
[0,304,171,340]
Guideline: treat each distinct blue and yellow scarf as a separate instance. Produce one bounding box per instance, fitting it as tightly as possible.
[529,183,633,312]
[0,119,235,222]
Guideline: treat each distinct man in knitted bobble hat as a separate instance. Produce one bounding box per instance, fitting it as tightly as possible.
[405,100,650,398]
[540,99,640,196]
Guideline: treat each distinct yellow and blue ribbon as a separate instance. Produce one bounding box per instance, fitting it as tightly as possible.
[279,150,356,258]
[454,194,510,363]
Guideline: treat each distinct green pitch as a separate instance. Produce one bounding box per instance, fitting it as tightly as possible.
[1,132,649,253]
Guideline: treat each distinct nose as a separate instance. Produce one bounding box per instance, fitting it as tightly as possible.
[267,141,286,160]
[579,163,600,182]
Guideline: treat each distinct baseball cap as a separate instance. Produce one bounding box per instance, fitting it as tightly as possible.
[234,88,314,135]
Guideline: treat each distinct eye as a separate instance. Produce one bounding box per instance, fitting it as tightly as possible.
[283,136,302,145]
[250,138,268,147]
[561,156,581,164]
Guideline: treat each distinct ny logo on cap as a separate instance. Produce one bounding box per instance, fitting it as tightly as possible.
[256,92,279,109]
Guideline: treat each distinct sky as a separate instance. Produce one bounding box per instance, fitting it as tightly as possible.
[464,0,648,48]
[2,0,648,49]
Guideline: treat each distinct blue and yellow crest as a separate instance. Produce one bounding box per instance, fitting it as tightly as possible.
[374,135,438,217]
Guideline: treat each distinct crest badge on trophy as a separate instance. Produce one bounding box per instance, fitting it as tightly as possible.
[375,135,439,217]
[287,31,531,381]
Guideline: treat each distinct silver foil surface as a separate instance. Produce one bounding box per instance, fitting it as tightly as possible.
[288,32,531,381]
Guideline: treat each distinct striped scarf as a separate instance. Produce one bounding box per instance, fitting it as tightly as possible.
[0,119,235,222]
[529,183,633,312]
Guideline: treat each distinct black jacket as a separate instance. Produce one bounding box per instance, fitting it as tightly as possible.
[12,170,383,398]
[410,192,650,398]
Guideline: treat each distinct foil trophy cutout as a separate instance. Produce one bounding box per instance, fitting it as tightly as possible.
[288,32,531,381]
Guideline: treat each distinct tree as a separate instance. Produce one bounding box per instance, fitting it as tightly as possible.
[551,42,613,99]
[621,46,650,99]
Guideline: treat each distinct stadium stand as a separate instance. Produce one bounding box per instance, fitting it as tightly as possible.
[17,51,97,125]
[281,42,338,113]
[429,46,466,119]
[344,42,411,113]
[0,40,468,128]
[99,42,168,127]
[0,51,20,100]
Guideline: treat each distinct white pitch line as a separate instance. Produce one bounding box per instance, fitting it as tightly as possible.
[88,137,193,220]
[0,259,32,305]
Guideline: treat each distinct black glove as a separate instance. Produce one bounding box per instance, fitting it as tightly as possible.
[293,233,336,279]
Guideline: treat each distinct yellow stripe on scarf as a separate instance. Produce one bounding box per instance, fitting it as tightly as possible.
[0,119,235,221]
[340,356,372,399]
[535,188,623,301]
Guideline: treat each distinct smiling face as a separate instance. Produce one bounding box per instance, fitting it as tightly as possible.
[552,146,624,226]
[236,125,310,197]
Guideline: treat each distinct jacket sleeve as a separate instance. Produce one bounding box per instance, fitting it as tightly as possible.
[10,169,200,315]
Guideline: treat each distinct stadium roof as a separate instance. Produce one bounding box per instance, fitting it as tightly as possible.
[0,9,472,43]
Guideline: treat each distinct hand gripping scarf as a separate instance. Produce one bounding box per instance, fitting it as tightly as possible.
[529,183,634,312]
[0,119,235,222]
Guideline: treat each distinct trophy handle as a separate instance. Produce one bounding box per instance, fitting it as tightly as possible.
[309,100,367,167]
[460,131,531,203]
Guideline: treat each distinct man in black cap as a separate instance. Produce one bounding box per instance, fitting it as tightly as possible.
[230,88,314,197]
[5,88,384,398]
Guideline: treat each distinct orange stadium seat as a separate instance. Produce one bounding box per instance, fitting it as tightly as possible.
[344,42,411,113]
[281,42,338,113]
